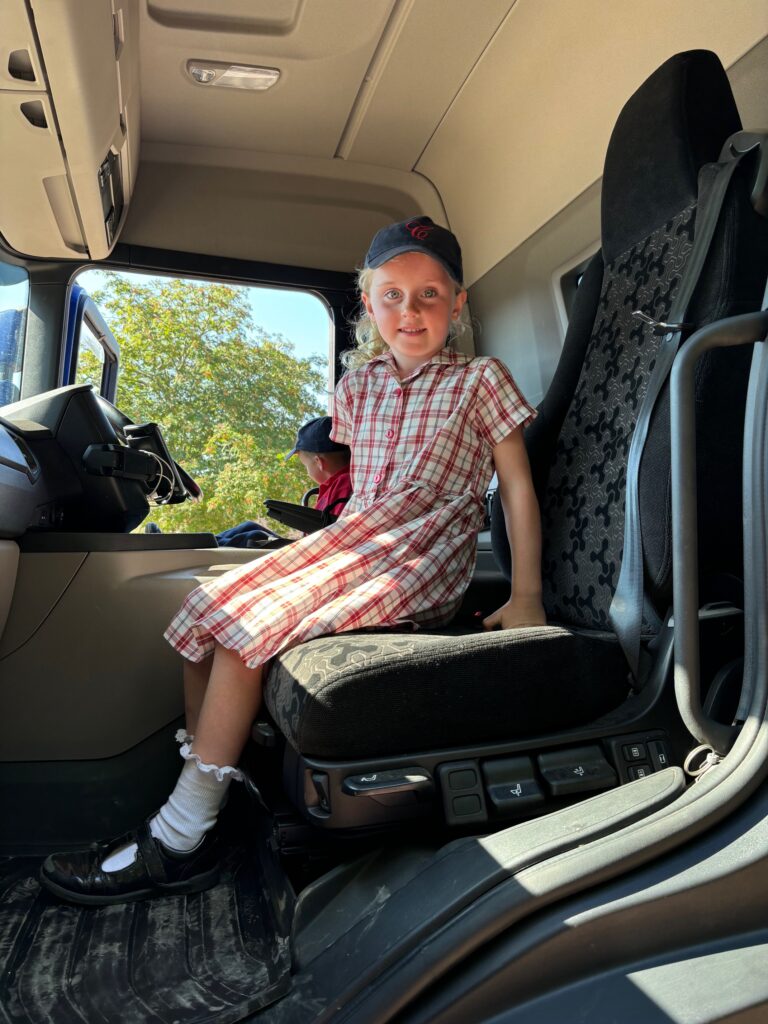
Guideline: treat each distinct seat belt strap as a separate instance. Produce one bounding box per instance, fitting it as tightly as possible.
[609,151,745,683]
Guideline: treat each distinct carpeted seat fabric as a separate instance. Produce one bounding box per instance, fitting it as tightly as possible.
[265,50,768,760]
[267,627,628,759]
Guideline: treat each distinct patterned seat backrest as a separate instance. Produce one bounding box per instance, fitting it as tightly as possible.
[542,206,695,629]
[520,50,768,632]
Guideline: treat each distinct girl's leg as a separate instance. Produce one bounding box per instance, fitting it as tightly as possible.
[187,644,264,766]
[183,651,214,735]
[146,645,263,853]
[101,643,263,870]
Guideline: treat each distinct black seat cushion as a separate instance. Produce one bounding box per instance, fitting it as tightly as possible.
[265,627,628,759]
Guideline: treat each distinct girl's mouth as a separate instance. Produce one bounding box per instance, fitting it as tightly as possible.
[399,328,426,335]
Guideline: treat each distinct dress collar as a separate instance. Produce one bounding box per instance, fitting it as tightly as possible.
[369,347,472,381]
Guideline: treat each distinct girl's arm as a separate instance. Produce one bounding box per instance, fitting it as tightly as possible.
[483,427,546,630]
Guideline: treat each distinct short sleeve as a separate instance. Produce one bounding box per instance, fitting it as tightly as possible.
[474,358,536,448]
[330,372,354,446]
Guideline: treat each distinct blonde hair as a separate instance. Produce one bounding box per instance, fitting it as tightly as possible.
[342,265,472,370]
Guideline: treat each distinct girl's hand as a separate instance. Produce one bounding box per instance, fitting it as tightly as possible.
[482,596,546,631]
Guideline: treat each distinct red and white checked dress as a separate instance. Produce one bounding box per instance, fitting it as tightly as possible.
[164,349,535,668]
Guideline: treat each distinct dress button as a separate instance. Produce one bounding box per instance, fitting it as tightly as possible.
[386,429,394,439]
[373,473,382,484]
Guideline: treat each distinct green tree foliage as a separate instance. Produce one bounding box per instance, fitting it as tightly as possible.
[93,274,327,534]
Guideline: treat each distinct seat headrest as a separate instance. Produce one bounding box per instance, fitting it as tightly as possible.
[602,50,741,263]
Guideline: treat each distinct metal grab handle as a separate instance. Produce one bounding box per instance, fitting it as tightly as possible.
[670,309,768,753]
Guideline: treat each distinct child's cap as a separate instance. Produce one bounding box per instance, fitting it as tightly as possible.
[286,416,349,458]
[364,216,463,285]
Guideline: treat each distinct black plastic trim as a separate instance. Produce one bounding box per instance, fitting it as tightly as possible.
[18,530,217,552]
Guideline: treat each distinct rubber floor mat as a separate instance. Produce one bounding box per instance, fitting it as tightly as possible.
[0,841,293,1024]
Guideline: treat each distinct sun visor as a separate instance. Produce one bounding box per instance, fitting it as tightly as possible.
[0,0,139,260]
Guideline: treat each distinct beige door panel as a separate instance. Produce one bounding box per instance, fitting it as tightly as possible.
[0,545,264,762]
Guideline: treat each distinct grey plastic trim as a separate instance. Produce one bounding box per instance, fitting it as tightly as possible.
[275,769,685,1019]
[669,309,768,753]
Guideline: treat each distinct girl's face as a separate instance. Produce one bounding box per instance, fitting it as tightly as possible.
[362,252,467,376]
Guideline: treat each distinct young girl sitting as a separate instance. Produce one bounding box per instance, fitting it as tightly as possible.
[41,216,546,905]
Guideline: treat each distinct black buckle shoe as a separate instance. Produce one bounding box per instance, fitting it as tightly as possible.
[39,820,221,906]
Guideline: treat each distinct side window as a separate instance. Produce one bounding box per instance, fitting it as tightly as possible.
[552,248,598,340]
[0,261,29,405]
[74,317,106,391]
[559,258,592,321]
[66,285,119,401]
[75,269,332,536]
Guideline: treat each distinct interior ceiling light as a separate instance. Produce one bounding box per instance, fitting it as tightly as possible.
[186,60,280,91]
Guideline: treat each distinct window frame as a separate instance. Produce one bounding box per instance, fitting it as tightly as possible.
[61,284,120,402]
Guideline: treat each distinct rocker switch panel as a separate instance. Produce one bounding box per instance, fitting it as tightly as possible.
[482,756,544,814]
[437,760,488,825]
[538,745,618,796]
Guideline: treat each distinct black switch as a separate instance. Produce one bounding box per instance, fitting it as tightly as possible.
[622,742,647,762]
[452,794,482,816]
[448,768,478,791]
[628,764,652,781]
[437,761,487,825]
[648,741,670,770]
[538,746,617,796]
[482,757,544,813]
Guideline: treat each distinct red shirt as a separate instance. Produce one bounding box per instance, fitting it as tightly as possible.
[315,467,352,515]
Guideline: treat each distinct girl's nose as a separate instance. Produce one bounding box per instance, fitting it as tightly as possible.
[403,295,420,315]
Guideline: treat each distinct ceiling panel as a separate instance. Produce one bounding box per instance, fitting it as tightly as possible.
[343,0,514,170]
[139,0,396,156]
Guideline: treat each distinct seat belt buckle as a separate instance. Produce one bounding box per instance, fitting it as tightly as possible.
[631,310,693,334]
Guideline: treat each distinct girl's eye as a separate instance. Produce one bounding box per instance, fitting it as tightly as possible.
[423,288,437,298]
[383,289,401,300]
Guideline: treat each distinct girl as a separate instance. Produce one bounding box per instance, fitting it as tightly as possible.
[41,216,546,905]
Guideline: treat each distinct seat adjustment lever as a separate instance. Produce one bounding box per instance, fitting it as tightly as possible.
[342,767,434,798]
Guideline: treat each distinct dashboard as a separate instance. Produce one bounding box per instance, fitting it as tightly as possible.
[0,384,197,539]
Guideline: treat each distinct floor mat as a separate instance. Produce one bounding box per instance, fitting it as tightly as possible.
[0,839,293,1024]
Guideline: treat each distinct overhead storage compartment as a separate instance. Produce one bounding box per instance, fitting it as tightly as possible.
[0,0,139,260]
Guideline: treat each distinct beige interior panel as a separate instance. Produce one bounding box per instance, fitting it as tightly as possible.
[32,0,139,260]
[0,2,45,91]
[417,0,768,285]
[113,0,142,201]
[146,0,305,35]
[138,0,394,156]
[729,33,768,128]
[0,545,263,761]
[342,0,513,169]
[0,541,20,644]
[0,91,86,256]
[122,143,446,269]
[0,552,87,657]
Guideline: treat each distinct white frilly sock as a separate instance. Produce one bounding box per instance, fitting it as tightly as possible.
[101,731,243,872]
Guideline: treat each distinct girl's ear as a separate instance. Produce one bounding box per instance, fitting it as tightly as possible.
[451,289,468,321]
[361,292,375,318]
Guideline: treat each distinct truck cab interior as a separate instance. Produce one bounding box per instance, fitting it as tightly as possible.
[2,3,768,1022]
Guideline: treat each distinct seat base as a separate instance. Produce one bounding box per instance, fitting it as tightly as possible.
[265,625,630,761]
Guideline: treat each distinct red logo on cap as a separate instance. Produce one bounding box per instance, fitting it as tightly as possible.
[405,220,433,241]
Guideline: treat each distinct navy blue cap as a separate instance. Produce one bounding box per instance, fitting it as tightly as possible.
[364,216,463,284]
[286,416,349,458]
